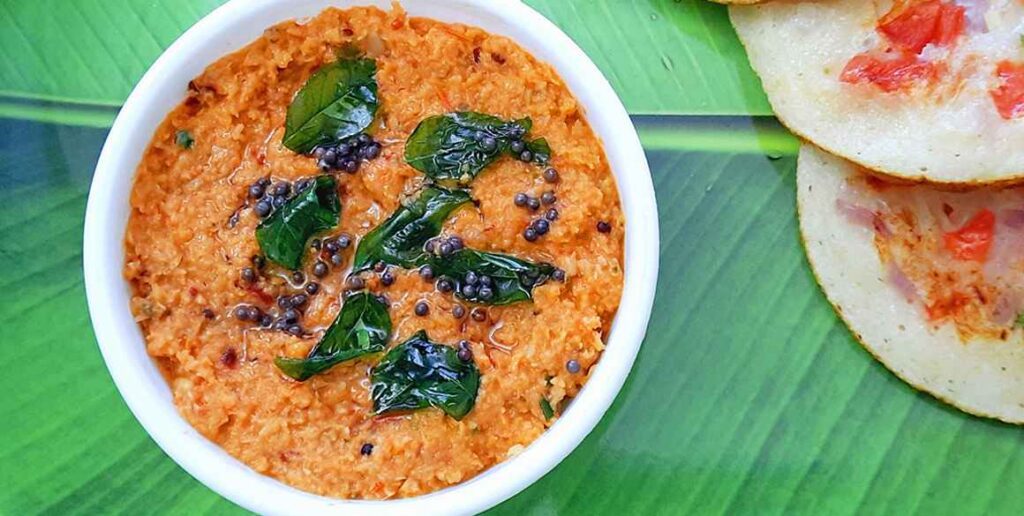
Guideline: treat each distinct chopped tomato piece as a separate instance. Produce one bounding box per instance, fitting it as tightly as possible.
[943,209,995,262]
[878,0,966,54]
[990,60,1024,120]
[842,0,965,91]
[840,52,938,92]
[932,3,966,48]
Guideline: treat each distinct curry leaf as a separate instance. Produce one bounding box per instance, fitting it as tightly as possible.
[527,137,551,164]
[404,112,550,182]
[371,330,480,420]
[428,248,555,305]
[350,185,553,305]
[283,57,378,154]
[255,175,339,270]
[274,292,391,381]
[352,186,472,272]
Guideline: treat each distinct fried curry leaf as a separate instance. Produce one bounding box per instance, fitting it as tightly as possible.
[275,292,391,381]
[352,186,472,272]
[255,175,339,270]
[371,330,480,420]
[526,137,551,164]
[428,249,555,305]
[283,57,379,154]
[404,112,550,182]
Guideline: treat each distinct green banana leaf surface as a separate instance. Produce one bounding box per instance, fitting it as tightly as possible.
[1,1,1021,515]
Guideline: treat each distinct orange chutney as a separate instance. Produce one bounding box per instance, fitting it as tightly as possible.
[124,5,624,499]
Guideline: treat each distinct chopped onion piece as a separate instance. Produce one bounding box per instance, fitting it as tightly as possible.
[956,0,990,32]
[989,292,1019,327]
[887,262,918,303]
[836,198,876,229]
[1001,208,1024,229]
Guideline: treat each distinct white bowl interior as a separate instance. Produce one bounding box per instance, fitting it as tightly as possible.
[83,0,659,514]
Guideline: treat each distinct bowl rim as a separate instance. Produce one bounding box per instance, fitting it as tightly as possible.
[83,0,660,514]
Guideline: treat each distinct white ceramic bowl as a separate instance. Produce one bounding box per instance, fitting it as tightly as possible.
[83,0,659,513]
